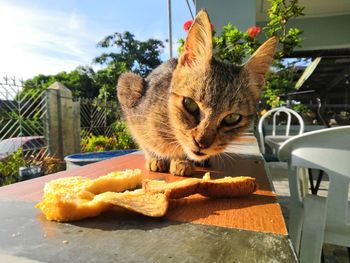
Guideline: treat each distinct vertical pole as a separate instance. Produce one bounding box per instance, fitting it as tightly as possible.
[55,89,63,158]
[46,82,81,159]
[104,95,107,136]
[168,0,173,59]
[186,0,194,19]
[18,80,23,137]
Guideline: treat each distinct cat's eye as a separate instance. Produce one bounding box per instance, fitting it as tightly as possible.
[183,97,199,115]
[222,113,241,126]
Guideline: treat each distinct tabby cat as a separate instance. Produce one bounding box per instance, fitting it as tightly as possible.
[117,10,277,176]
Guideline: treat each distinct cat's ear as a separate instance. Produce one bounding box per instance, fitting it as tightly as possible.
[178,10,213,68]
[244,36,278,98]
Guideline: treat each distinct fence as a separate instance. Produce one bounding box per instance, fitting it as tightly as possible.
[0,77,121,162]
[0,78,125,185]
[80,98,121,152]
[0,77,48,159]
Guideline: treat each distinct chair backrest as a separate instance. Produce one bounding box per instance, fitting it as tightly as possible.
[258,107,305,154]
[278,126,350,174]
[278,126,350,239]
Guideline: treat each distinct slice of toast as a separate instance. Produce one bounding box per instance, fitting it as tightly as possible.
[36,170,258,222]
[97,190,169,217]
[198,176,258,197]
[143,173,258,199]
[36,169,150,221]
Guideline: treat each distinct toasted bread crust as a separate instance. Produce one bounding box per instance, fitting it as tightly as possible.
[199,176,258,197]
[36,169,169,221]
[143,174,258,198]
[143,179,201,199]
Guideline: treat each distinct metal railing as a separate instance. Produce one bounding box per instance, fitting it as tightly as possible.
[0,76,47,159]
[79,98,121,152]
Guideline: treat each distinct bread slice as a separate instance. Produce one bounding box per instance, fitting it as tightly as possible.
[36,169,153,221]
[36,170,258,222]
[143,178,201,199]
[143,172,258,199]
[198,176,258,197]
[96,190,169,217]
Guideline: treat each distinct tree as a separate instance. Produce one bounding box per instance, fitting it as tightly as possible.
[94,31,164,78]
[22,31,164,101]
[91,31,164,100]
[264,0,304,58]
[22,66,99,99]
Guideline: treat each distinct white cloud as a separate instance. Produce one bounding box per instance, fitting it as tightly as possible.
[0,2,103,79]
[0,1,192,80]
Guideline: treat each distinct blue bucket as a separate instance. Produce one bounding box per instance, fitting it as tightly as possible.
[64,149,137,170]
[19,166,43,181]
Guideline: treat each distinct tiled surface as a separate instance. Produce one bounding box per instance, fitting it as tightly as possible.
[268,162,350,263]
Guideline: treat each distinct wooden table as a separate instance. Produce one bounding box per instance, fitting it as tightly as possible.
[0,135,297,263]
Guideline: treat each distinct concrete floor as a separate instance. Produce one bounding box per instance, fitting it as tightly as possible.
[268,162,349,263]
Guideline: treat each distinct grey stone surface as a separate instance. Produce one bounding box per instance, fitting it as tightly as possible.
[0,199,297,263]
[268,162,350,263]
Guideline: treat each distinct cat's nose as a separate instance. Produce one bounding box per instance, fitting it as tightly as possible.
[193,136,213,149]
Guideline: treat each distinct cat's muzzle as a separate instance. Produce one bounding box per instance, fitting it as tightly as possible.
[192,150,206,157]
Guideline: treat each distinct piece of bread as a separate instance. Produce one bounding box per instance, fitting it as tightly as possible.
[198,176,258,197]
[143,172,258,199]
[35,169,161,221]
[143,178,201,199]
[36,170,258,222]
[96,190,169,217]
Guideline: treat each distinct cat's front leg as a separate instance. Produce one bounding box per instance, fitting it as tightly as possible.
[145,156,169,173]
[169,159,194,176]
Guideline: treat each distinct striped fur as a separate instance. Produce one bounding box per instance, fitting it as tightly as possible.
[117,10,277,176]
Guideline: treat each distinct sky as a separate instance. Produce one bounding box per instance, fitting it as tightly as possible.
[0,0,195,80]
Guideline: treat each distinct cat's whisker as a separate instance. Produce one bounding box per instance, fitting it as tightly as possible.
[220,153,232,168]
[219,153,227,170]
[221,152,237,167]
[227,145,247,152]
[213,154,223,171]
[224,151,238,162]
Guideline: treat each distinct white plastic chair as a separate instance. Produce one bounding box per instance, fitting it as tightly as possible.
[278,126,350,263]
[258,107,304,160]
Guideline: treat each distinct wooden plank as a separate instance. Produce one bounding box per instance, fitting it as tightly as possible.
[0,153,287,235]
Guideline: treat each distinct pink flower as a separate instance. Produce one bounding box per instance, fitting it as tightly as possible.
[247,26,261,38]
[183,20,193,32]
[183,20,214,32]
[210,23,214,31]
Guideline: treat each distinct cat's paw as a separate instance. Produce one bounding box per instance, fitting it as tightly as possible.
[146,158,169,172]
[169,159,193,176]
